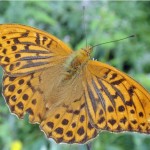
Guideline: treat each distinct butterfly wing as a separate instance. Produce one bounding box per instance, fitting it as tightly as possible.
[39,67,99,144]
[0,24,72,122]
[40,95,98,144]
[2,61,69,123]
[83,60,150,133]
[3,72,46,123]
[0,24,72,76]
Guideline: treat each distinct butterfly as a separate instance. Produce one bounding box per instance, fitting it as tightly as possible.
[0,24,150,144]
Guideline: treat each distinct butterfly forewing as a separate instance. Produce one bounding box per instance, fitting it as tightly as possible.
[0,24,72,123]
[0,24,72,76]
[86,60,150,133]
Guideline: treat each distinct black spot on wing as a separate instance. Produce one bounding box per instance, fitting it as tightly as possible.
[35,33,40,45]
[111,78,125,85]
[21,32,29,37]
[47,39,53,48]
[110,73,117,80]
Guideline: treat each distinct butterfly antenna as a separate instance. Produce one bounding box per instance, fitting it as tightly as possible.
[92,35,135,49]
[83,6,88,48]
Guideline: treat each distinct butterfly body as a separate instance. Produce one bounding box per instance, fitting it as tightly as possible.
[0,24,150,144]
[64,48,90,80]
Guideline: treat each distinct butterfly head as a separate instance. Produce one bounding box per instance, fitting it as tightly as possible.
[82,45,93,58]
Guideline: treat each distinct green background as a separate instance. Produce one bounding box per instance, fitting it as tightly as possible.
[0,1,150,150]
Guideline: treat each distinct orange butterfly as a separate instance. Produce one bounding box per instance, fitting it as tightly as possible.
[0,24,150,144]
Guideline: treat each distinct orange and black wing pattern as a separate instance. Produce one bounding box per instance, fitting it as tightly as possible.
[83,60,150,133]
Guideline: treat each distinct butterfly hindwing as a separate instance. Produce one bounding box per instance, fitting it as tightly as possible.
[0,24,72,76]
[84,60,150,133]
[40,95,98,144]
[3,72,46,123]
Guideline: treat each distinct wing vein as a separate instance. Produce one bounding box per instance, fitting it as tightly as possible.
[91,77,106,112]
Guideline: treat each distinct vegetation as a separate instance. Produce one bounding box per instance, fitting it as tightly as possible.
[0,1,150,150]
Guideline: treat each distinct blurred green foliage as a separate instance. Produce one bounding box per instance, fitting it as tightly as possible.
[0,1,150,150]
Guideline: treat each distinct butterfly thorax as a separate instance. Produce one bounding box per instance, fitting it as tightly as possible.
[64,47,91,79]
